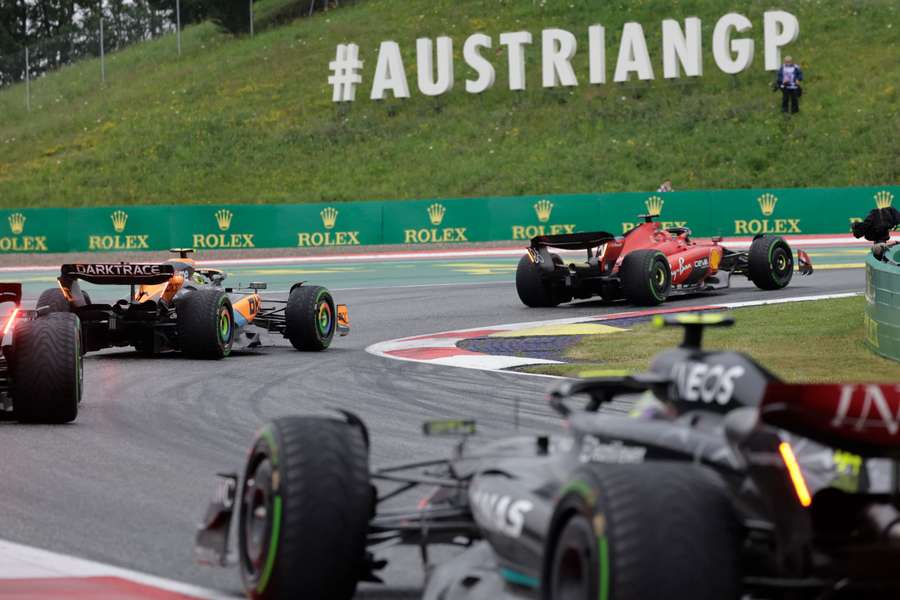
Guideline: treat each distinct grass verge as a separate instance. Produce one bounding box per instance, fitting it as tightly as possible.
[526,297,900,383]
[0,0,897,207]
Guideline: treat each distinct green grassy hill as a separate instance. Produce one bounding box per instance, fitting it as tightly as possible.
[0,0,896,208]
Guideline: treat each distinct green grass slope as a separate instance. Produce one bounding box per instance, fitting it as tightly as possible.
[0,0,897,208]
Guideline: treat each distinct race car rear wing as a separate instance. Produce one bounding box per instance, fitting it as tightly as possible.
[760,383,900,458]
[60,263,176,286]
[529,231,616,251]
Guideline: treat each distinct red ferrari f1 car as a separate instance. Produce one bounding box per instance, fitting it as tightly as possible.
[516,214,813,307]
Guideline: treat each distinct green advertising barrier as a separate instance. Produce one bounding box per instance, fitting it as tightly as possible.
[0,208,69,253]
[381,197,491,245]
[865,247,900,363]
[0,185,897,253]
[67,206,172,252]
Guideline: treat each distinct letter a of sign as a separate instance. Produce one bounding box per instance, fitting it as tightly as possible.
[371,41,411,100]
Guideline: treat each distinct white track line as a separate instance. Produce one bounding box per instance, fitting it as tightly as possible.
[366,292,862,377]
[0,539,237,598]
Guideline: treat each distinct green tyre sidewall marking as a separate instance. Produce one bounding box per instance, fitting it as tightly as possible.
[560,478,610,600]
[649,253,666,302]
[256,497,282,594]
[316,289,333,338]
[219,306,232,342]
[219,296,233,357]
[254,428,281,595]
[598,536,610,600]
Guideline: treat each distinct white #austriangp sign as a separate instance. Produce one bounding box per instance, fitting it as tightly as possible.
[328,11,798,102]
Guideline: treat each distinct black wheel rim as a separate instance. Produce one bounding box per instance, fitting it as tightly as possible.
[651,257,670,299]
[771,246,793,281]
[241,456,273,580]
[552,516,598,600]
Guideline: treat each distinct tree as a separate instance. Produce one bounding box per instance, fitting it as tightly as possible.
[204,0,252,36]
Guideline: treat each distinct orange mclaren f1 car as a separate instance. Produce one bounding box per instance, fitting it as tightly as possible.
[36,249,349,359]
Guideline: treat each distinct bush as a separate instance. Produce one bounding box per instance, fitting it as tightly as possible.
[205,0,253,35]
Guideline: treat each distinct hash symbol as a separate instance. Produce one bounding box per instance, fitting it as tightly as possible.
[329,44,363,102]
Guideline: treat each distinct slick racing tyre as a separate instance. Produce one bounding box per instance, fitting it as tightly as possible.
[546,462,741,600]
[11,313,82,423]
[238,416,372,600]
[36,287,70,313]
[516,253,570,307]
[176,289,234,359]
[620,249,671,306]
[284,285,336,351]
[748,236,794,290]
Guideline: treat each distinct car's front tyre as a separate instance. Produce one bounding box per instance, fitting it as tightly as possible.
[284,285,336,351]
[748,236,794,290]
[238,416,371,600]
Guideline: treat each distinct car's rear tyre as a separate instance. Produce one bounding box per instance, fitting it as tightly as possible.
[176,289,234,359]
[37,287,70,313]
[748,236,794,290]
[284,285,335,351]
[238,416,371,600]
[546,462,741,600]
[11,313,82,423]
[620,249,671,306]
[516,254,570,307]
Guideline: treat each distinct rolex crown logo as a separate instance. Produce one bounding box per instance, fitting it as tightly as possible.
[875,190,894,209]
[215,209,233,231]
[7,213,25,235]
[427,203,446,226]
[110,210,128,233]
[534,199,554,223]
[320,207,339,230]
[757,193,778,217]
[645,196,664,216]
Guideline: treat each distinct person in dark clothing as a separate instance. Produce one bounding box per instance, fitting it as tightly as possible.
[852,206,900,243]
[774,56,803,114]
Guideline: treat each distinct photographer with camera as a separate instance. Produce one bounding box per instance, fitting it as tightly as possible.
[773,56,803,114]
[853,204,900,263]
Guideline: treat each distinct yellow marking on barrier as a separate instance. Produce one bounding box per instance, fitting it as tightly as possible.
[490,324,627,337]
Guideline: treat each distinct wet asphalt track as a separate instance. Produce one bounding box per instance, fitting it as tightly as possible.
[0,264,864,597]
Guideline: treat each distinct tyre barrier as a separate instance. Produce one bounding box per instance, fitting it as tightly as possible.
[864,246,900,362]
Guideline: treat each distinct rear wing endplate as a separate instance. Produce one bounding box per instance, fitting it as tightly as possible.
[60,263,176,286]
[0,283,22,307]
